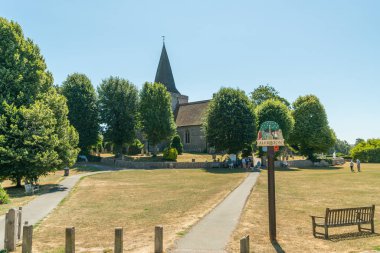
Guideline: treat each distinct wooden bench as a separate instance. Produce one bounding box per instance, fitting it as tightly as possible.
[311,205,375,239]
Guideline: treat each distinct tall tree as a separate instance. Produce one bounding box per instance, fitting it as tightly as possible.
[329,139,352,155]
[204,87,257,154]
[255,100,294,140]
[290,95,336,159]
[251,84,290,108]
[61,73,99,154]
[139,82,176,154]
[98,77,139,156]
[0,17,53,107]
[0,89,79,186]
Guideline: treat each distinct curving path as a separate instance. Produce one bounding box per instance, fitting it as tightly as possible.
[172,172,259,253]
[0,165,117,249]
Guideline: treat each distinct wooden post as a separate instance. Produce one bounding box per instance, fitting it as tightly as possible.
[114,227,123,253]
[268,146,277,242]
[65,227,75,253]
[5,208,18,251]
[154,226,163,253]
[240,235,250,253]
[18,207,23,240]
[22,225,33,253]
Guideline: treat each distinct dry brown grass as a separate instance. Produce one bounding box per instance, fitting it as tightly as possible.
[228,163,380,253]
[30,168,246,252]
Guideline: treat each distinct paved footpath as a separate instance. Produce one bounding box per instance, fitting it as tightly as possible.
[172,172,259,253]
[0,165,115,249]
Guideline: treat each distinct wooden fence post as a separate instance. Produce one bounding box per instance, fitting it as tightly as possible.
[18,207,23,240]
[4,208,18,251]
[240,235,250,253]
[154,226,163,253]
[65,227,75,253]
[22,225,33,253]
[114,227,123,253]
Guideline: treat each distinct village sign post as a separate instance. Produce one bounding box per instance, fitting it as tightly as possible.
[257,121,285,242]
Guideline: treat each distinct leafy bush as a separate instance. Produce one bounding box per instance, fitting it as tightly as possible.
[0,186,10,204]
[127,139,144,155]
[242,144,253,157]
[87,155,102,162]
[350,139,380,162]
[171,135,183,155]
[163,147,178,161]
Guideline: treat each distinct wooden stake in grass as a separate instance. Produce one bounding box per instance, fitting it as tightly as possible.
[154,225,163,253]
[65,227,75,253]
[18,207,23,240]
[240,235,250,253]
[5,208,18,251]
[22,225,33,253]
[114,227,123,253]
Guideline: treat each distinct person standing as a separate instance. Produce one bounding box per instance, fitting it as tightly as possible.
[350,160,354,172]
[356,159,361,172]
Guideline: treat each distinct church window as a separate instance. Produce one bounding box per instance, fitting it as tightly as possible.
[185,130,190,144]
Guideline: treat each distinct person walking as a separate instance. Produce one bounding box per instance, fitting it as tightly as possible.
[350,160,354,172]
[356,159,361,172]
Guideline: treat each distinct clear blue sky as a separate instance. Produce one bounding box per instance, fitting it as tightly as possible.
[2,0,379,144]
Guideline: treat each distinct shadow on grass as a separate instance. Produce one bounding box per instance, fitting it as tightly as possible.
[4,183,64,199]
[259,166,344,172]
[271,240,285,253]
[314,231,379,242]
[74,163,116,172]
[204,168,247,174]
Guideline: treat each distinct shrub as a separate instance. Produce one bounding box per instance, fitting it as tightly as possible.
[350,139,380,162]
[127,139,144,155]
[171,135,183,155]
[163,147,178,161]
[242,144,253,158]
[0,186,10,205]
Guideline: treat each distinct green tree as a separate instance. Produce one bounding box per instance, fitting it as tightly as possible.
[204,87,257,154]
[255,100,294,140]
[250,84,290,108]
[0,17,53,107]
[290,95,336,159]
[98,77,139,156]
[0,89,79,186]
[171,135,183,155]
[139,82,176,153]
[329,139,352,155]
[350,139,380,162]
[61,73,99,154]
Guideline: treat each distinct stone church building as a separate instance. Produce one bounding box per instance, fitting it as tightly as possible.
[154,42,209,152]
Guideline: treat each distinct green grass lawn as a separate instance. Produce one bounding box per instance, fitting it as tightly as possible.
[228,163,380,253]
[29,168,247,252]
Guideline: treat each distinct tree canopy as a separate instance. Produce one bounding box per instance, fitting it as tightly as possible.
[139,82,176,150]
[250,84,290,108]
[0,17,53,107]
[204,87,256,154]
[350,139,380,162]
[255,99,294,140]
[0,89,79,186]
[98,77,139,156]
[61,73,99,154]
[290,95,335,159]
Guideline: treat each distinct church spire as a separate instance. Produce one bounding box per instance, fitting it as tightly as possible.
[154,39,180,94]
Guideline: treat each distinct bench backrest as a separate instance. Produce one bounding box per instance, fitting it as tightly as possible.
[325,205,375,225]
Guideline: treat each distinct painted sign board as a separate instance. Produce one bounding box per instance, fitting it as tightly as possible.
[257,121,285,147]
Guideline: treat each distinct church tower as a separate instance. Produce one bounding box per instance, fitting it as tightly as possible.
[155,39,188,110]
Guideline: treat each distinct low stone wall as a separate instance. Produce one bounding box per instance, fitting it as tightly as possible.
[101,158,221,169]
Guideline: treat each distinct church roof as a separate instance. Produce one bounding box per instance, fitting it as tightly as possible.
[154,43,180,94]
[175,100,210,127]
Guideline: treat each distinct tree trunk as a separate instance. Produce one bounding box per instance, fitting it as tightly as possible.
[16,177,22,188]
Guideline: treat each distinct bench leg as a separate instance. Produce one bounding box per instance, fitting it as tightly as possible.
[311,217,316,237]
[324,226,328,239]
[371,221,375,233]
[358,223,362,232]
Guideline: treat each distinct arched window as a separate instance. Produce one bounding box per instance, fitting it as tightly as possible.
[185,129,190,144]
